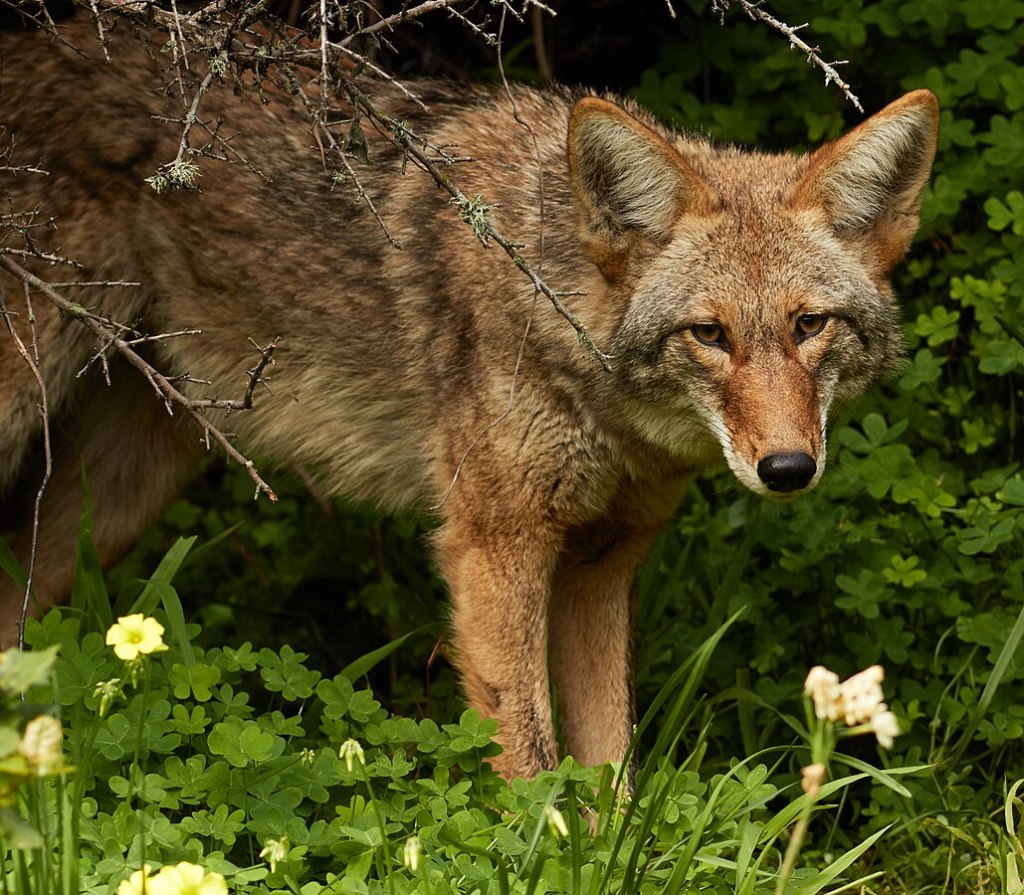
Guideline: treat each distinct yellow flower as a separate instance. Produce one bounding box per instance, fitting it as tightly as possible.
[147,862,228,895]
[105,615,168,661]
[18,715,63,775]
[117,865,154,895]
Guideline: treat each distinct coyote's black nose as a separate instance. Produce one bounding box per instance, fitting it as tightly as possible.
[757,452,817,492]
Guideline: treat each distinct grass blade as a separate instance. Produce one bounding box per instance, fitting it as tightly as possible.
[790,824,891,895]
[340,623,442,681]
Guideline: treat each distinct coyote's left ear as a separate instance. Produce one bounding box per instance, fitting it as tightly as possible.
[788,90,939,270]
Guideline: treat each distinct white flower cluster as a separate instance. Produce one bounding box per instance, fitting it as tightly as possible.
[801,762,826,797]
[18,715,64,775]
[804,664,901,749]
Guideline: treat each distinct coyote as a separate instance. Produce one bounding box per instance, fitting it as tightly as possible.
[0,20,937,781]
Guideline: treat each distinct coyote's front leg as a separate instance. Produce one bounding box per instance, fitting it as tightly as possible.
[436,512,564,780]
[548,521,663,772]
[548,476,689,776]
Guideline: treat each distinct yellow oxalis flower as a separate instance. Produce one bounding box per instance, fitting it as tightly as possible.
[105,614,168,661]
[116,865,154,895]
[147,862,229,895]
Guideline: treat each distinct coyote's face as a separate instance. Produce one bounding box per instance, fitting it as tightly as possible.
[610,207,905,499]
[568,92,938,499]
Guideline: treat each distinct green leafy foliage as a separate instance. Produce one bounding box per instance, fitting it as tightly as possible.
[627,1,1024,888]
[5,593,910,895]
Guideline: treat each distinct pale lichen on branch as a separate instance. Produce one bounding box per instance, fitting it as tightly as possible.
[78,0,612,367]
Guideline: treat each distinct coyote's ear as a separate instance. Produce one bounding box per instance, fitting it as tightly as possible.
[788,90,939,270]
[568,97,716,276]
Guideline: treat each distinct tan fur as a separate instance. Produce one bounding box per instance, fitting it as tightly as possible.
[0,21,938,780]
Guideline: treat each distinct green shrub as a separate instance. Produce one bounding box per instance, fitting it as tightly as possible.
[0,538,920,893]
[631,0,1024,886]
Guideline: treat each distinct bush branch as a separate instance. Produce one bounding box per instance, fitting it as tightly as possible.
[346,83,613,371]
[711,0,863,112]
[0,284,52,648]
[0,255,279,502]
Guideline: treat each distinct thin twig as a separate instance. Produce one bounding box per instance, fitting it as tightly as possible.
[0,286,52,649]
[47,280,140,288]
[331,43,428,109]
[187,336,278,409]
[0,248,83,266]
[87,0,110,59]
[172,69,216,167]
[0,256,279,502]
[287,73,401,248]
[346,82,613,371]
[337,0,468,47]
[432,289,540,511]
[122,328,203,346]
[432,1,555,507]
[711,0,863,111]
[0,164,49,175]
[318,0,330,105]
[168,0,191,72]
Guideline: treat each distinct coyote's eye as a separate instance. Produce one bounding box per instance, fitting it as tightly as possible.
[795,314,828,341]
[691,323,729,350]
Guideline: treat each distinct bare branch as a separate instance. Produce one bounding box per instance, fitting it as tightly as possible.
[0,247,83,266]
[0,285,52,649]
[187,336,278,410]
[0,164,50,176]
[346,83,614,371]
[336,0,470,47]
[0,256,279,502]
[711,0,863,112]
[77,0,610,365]
[286,69,402,248]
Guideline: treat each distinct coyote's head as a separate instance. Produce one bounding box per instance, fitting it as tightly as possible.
[568,91,939,499]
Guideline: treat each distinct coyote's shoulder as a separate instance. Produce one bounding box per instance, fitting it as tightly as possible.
[0,19,938,780]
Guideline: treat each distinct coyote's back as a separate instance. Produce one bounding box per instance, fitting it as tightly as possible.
[0,19,938,780]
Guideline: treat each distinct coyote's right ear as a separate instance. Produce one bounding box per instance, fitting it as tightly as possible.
[788,90,939,271]
[568,98,716,278]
